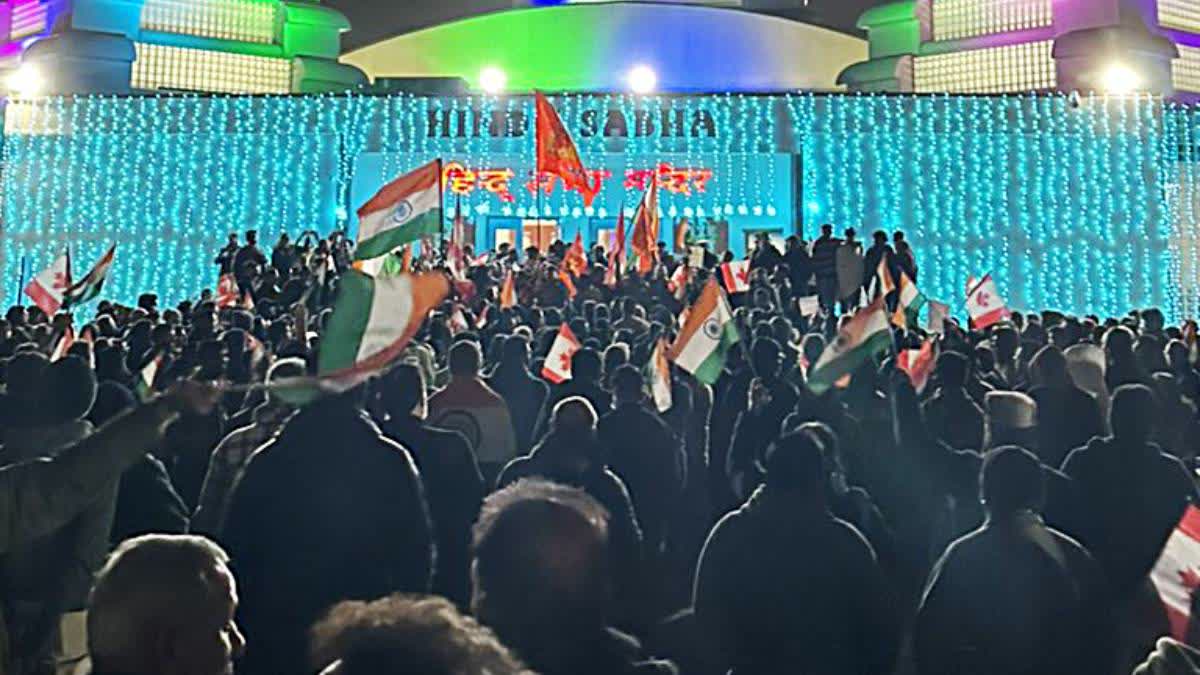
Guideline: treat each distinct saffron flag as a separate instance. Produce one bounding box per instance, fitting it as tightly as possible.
[565,231,588,277]
[355,160,443,261]
[897,337,937,393]
[646,337,673,413]
[631,179,660,275]
[558,264,578,300]
[535,92,596,206]
[720,259,751,294]
[25,250,71,317]
[808,296,892,395]
[966,274,1011,329]
[62,244,116,310]
[499,270,517,309]
[542,323,582,384]
[674,217,690,254]
[1151,505,1200,641]
[669,278,740,385]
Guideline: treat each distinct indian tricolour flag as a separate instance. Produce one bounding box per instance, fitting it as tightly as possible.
[892,270,927,329]
[1151,505,1200,641]
[646,337,673,413]
[355,160,443,261]
[669,278,739,385]
[318,271,450,385]
[62,244,115,310]
[808,295,892,394]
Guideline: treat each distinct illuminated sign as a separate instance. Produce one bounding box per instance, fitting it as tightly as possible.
[428,106,718,139]
[442,161,713,202]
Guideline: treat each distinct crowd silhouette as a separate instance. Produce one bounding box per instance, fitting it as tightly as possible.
[1,225,1199,675]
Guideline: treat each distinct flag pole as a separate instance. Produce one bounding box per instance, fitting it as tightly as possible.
[14,254,27,304]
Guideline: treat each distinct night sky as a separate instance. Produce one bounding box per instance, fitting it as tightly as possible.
[327,1,878,52]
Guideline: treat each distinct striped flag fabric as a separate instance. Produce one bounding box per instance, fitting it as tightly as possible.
[62,244,116,310]
[499,270,517,309]
[897,337,937,393]
[542,323,581,384]
[355,160,443,261]
[317,270,450,381]
[892,271,927,329]
[808,295,892,395]
[720,259,751,294]
[565,231,588,277]
[646,337,673,413]
[669,278,739,385]
[966,274,1011,329]
[25,250,71,317]
[631,178,660,275]
[1151,505,1200,641]
[876,258,896,297]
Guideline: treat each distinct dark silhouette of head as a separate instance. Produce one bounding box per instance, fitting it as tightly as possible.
[762,430,827,501]
[1030,345,1070,388]
[571,347,601,383]
[449,341,482,378]
[935,351,969,389]
[993,326,1020,362]
[981,446,1046,517]
[611,364,644,405]
[1109,384,1157,443]
[752,338,782,381]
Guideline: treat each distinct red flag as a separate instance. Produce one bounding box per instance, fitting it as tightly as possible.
[535,92,596,206]
[216,274,240,309]
[896,337,937,393]
[499,270,517,309]
[668,263,691,302]
[1152,505,1200,641]
[631,178,660,275]
[565,231,588,277]
[541,323,582,384]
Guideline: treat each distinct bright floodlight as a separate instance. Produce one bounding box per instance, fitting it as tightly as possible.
[1102,64,1140,95]
[479,66,507,94]
[7,64,42,96]
[627,65,657,94]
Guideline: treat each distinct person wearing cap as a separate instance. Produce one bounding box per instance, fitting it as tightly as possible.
[984,390,1038,450]
[915,446,1110,675]
[693,430,899,675]
[190,357,305,537]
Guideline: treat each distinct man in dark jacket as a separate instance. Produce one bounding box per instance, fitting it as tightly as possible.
[1027,345,1104,469]
[472,478,673,675]
[378,363,484,608]
[923,352,986,451]
[915,446,1111,675]
[809,224,841,313]
[498,396,643,627]
[693,430,900,675]
[485,335,549,456]
[783,236,811,299]
[221,392,434,675]
[597,365,685,558]
[726,339,799,499]
[862,230,895,296]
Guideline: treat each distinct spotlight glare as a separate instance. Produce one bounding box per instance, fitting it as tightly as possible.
[7,64,42,96]
[1102,64,1140,95]
[627,65,657,94]
[479,66,507,94]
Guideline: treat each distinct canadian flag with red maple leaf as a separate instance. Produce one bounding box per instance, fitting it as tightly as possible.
[541,323,581,384]
[720,259,751,294]
[1151,504,1200,641]
[25,249,72,317]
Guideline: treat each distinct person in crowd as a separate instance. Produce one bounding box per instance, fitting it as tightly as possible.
[783,236,811,298]
[310,594,531,675]
[377,363,484,607]
[991,325,1026,390]
[214,233,239,276]
[220,389,434,675]
[486,334,549,456]
[693,429,900,675]
[232,230,267,296]
[1062,384,1199,669]
[863,230,895,295]
[597,365,685,561]
[915,446,1109,675]
[471,478,673,675]
[835,227,864,312]
[922,351,986,451]
[1027,345,1104,469]
[544,346,611,418]
[893,230,918,282]
[271,232,295,276]
[810,224,841,312]
[429,340,518,484]
[86,534,244,675]
[726,338,799,498]
[749,233,783,272]
[1105,325,1148,390]
[190,357,304,537]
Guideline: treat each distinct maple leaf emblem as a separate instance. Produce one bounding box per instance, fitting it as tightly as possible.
[1179,567,1200,593]
[559,351,573,371]
[51,271,69,291]
[976,291,991,307]
[735,266,750,285]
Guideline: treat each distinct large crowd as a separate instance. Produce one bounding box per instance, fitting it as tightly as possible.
[1,222,1199,675]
